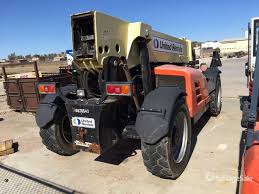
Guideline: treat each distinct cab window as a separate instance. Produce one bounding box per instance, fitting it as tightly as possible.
[254,19,259,56]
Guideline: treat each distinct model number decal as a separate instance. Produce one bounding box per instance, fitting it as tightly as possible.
[72,117,95,128]
[152,37,184,54]
[73,108,90,114]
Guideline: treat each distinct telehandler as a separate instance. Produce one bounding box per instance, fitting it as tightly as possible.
[36,11,222,179]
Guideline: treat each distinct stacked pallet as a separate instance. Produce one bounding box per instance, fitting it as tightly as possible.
[0,140,14,156]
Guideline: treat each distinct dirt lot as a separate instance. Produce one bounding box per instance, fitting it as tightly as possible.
[0,57,247,194]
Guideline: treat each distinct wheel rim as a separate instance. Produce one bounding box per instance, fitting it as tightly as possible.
[217,84,222,109]
[172,112,188,163]
[61,116,73,144]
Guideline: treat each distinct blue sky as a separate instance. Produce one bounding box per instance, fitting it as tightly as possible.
[0,0,258,59]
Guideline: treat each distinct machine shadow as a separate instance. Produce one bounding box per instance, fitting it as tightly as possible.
[96,113,211,166]
[95,138,141,165]
[190,113,211,158]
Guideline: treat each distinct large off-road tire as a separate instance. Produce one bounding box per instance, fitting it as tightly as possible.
[209,77,222,116]
[141,99,192,179]
[39,108,78,156]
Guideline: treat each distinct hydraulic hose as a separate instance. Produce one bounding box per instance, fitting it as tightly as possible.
[139,43,152,95]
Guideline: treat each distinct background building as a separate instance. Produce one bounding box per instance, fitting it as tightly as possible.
[0,59,7,63]
[193,46,201,59]
[200,41,220,58]
[200,48,214,58]
[219,38,248,55]
[201,41,220,49]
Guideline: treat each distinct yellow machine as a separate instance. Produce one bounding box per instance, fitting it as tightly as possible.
[36,10,222,180]
[71,11,193,71]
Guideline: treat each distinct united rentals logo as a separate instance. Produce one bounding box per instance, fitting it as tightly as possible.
[153,38,159,49]
[72,117,95,128]
[72,117,81,126]
[152,37,184,54]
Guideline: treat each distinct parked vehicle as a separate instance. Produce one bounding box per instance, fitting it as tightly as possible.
[36,11,223,179]
[235,51,247,58]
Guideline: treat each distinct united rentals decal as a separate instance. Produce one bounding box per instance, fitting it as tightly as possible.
[152,37,184,54]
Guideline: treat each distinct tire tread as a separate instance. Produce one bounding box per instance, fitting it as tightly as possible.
[40,125,74,156]
[142,137,174,178]
[209,77,222,116]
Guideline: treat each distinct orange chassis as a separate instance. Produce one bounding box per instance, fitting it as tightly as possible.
[155,65,210,120]
[240,119,259,194]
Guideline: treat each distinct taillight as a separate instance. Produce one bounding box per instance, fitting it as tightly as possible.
[38,83,56,94]
[106,83,132,96]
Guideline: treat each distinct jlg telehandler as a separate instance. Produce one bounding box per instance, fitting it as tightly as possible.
[35,11,222,179]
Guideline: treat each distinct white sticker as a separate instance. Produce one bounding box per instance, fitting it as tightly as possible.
[72,117,95,128]
[152,36,184,54]
[74,140,92,148]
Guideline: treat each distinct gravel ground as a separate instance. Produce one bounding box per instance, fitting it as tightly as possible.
[0,57,247,194]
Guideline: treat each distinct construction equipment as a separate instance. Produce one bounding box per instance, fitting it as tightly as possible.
[239,19,259,194]
[35,11,222,179]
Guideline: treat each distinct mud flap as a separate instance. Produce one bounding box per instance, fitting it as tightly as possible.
[135,87,185,144]
[36,103,58,128]
[65,98,118,152]
[35,84,76,128]
[203,67,221,94]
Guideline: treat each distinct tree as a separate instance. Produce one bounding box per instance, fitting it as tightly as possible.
[33,54,40,58]
[214,47,221,54]
[192,41,202,47]
[39,55,46,62]
[17,55,24,59]
[8,52,17,61]
[25,54,32,59]
[47,53,56,60]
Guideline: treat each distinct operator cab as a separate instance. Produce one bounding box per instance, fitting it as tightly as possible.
[248,18,259,74]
